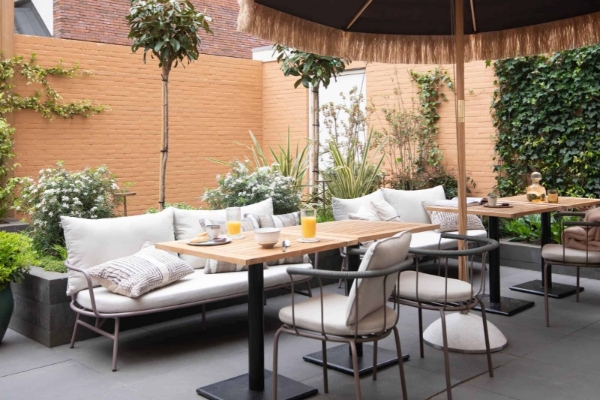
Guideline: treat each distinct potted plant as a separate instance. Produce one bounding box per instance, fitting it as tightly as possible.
[0,232,37,343]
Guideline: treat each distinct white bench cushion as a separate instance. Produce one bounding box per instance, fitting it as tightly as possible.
[279,293,397,336]
[76,263,312,314]
[332,191,384,221]
[410,229,487,250]
[398,271,473,303]
[173,199,274,269]
[62,209,175,296]
[381,186,446,223]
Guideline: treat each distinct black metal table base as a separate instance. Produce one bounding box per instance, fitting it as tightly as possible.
[197,370,318,400]
[303,344,409,376]
[510,279,584,299]
[475,295,535,316]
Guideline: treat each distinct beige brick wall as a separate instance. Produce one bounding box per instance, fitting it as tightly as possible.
[13,35,263,215]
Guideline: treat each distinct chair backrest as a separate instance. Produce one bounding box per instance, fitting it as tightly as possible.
[345,231,412,325]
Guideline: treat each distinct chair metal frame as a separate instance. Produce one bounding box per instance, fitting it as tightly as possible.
[66,261,313,372]
[392,233,499,400]
[272,257,414,400]
[544,211,600,327]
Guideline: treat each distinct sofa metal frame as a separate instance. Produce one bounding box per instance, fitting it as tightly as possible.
[272,257,414,400]
[66,261,313,372]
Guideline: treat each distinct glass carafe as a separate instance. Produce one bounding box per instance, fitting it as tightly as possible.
[526,172,546,203]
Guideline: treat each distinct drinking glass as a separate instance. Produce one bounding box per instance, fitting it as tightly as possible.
[300,209,318,242]
[226,207,244,239]
[548,189,559,203]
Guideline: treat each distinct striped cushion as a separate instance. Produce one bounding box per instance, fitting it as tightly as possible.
[86,242,194,298]
[421,200,485,232]
[250,212,300,229]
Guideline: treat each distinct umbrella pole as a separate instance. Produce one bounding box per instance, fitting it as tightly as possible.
[455,0,468,281]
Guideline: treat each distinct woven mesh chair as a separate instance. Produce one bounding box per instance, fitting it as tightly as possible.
[542,211,600,327]
[272,232,413,400]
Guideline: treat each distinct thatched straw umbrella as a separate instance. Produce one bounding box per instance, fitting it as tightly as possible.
[236,0,600,356]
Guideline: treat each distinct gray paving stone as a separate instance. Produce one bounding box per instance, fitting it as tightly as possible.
[525,335,600,377]
[0,329,69,377]
[430,384,517,400]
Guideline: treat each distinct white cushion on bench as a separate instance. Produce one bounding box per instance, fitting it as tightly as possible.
[75,263,312,314]
[381,186,446,224]
[173,198,274,269]
[332,191,384,221]
[410,229,487,250]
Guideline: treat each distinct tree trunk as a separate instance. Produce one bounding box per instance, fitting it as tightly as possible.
[312,83,320,187]
[159,66,170,211]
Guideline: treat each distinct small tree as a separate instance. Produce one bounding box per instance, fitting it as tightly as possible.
[273,45,348,186]
[127,0,212,210]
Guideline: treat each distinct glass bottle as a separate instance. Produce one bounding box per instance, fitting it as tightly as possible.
[526,172,546,203]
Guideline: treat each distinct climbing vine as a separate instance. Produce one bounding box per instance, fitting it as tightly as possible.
[492,45,600,198]
[0,54,107,218]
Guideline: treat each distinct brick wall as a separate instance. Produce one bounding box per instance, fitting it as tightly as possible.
[53,0,270,59]
[13,35,263,215]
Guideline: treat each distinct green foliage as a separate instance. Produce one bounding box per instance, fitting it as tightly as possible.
[203,161,301,214]
[0,232,37,290]
[500,214,576,243]
[127,0,212,71]
[146,202,198,213]
[12,163,123,254]
[492,45,600,197]
[322,130,385,199]
[36,256,67,274]
[0,54,107,218]
[273,44,349,90]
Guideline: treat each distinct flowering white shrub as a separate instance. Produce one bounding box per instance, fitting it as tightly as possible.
[203,161,301,214]
[13,162,122,253]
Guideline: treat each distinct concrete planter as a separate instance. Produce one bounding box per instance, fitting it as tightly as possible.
[0,218,29,233]
[10,250,344,348]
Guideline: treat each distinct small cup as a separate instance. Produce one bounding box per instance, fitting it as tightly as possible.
[548,189,559,203]
[487,196,498,207]
[205,224,221,241]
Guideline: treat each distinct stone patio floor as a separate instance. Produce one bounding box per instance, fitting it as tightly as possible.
[2,265,600,400]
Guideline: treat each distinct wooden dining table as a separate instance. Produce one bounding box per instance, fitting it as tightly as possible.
[156,220,438,400]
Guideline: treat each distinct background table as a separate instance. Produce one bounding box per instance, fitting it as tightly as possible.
[504,195,600,298]
[426,201,561,316]
[286,220,440,376]
[157,233,352,400]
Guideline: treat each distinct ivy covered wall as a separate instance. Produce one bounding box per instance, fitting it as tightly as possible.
[492,45,600,197]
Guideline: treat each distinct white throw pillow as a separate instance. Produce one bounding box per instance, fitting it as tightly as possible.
[370,200,403,222]
[62,208,175,296]
[173,198,274,268]
[421,200,485,232]
[348,206,380,221]
[332,190,384,221]
[87,242,193,298]
[380,186,446,223]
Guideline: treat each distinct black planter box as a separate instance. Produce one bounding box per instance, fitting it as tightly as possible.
[0,218,28,233]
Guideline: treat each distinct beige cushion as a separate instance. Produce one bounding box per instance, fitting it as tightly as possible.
[410,230,488,250]
[348,206,380,221]
[346,231,412,325]
[332,190,384,221]
[249,212,300,228]
[279,293,397,336]
[76,263,312,314]
[422,200,485,232]
[381,186,446,223]
[542,244,600,264]
[62,209,175,296]
[370,200,402,222]
[172,199,273,268]
[87,243,193,298]
[398,271,473,303]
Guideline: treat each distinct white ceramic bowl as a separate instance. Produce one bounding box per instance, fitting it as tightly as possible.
[253,228,281,249]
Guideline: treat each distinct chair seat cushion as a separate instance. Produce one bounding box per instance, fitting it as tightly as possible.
[542,244,600,264]
[397,271,473,303]
[279,293,397,336]
[410,230,487,250]
[76,263,313,314]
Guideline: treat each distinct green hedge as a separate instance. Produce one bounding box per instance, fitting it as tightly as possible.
[492,45,600,197]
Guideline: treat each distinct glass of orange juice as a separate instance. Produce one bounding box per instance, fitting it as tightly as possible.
[300,209,318,242]
[226,207,244,239]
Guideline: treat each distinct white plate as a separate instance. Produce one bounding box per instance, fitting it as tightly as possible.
[187,238,232,246]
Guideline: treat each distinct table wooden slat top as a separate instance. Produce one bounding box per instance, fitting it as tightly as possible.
[501,195,600,209]
[156,232,351,266]
[426,200,562,218]
[283,220,439,242]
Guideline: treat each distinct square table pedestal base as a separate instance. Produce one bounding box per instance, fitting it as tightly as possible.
[510,279,584,299]
[474,295,535,316]
[303,344,409,376]
[197,370,318,400]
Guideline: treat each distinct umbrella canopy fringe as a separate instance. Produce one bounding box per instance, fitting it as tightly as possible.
[238,0,600,63]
